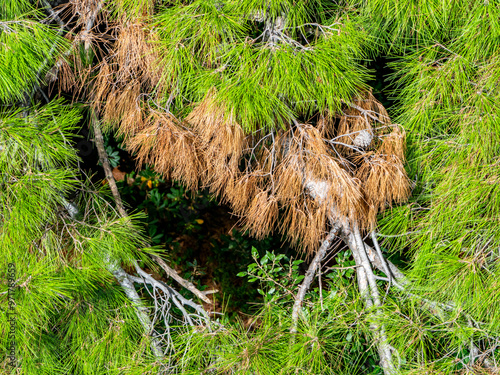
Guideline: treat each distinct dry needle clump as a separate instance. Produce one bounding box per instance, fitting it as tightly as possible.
[121,89,410,254]
[355,153,410,225]
[186,92,248,195]
[90,20,161,134]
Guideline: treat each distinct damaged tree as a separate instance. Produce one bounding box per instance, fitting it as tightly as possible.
[88,1,498,373]
[3,0,500,373]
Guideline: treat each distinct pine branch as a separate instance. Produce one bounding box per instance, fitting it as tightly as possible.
[152,255,214,305]
[91,109,214,351]
[371,231,393,291]
[105,256,165,358]
[360,238,406,282]
[91,110,213,302]
[290,224,340,333]
[91,112,128,218]
[90,105,169,358]
[81,0,103,53]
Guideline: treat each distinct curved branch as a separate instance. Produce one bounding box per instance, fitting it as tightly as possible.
[133,265,211,327]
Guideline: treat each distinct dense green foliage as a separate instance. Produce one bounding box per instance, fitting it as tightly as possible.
[151,0,369,131]
[0,104,161,372]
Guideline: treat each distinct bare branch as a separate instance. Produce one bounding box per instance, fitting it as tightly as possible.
[133,264,211,326]
[152,255,214,305]
[291,224,340,333]
[91,111,128,218]
[90,85,212,358]
[39,0,65,28]
[105,257,165,358]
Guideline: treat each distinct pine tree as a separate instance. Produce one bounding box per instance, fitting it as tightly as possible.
[93,1,410,372]
[2,0,500,374]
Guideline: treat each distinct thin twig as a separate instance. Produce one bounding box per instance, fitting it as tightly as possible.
[371,231,392,302]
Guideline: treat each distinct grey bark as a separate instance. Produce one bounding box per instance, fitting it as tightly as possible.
[291,224,340,333]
